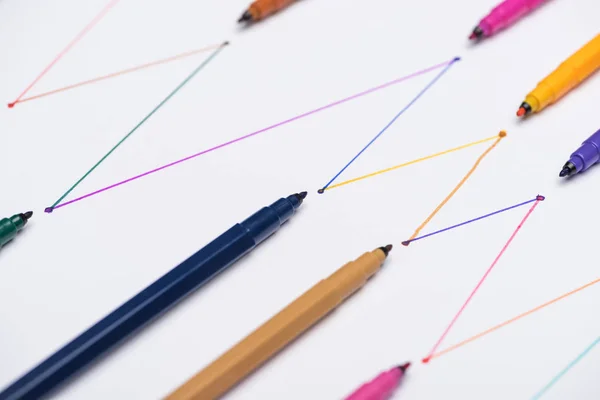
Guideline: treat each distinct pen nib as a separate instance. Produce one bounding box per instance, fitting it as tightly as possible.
[559,162,576,178]
[22,211,33,220]
[469,26,483,40]
[238,10,253,23]
[517,102,532,118]
[380,244,393,256]
[398,362,411,372]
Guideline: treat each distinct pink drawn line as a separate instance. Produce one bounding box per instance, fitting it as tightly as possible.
[422,196,544,363]
[49,58,455,211]
[8,0,121,108]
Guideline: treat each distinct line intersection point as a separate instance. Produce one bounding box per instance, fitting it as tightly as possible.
[422,196,544,363]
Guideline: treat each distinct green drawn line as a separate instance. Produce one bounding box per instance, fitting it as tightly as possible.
[47,41,229,211]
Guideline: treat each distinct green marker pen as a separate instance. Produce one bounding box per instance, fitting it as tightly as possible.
[0,211,33,247]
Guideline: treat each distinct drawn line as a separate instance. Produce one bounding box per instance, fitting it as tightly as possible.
[45,42,229,213]
[404,131,506,244]
[317,57,460,193]
[45,58,455,212]
[422,197,543,363]
[402,195,542,245]
[323,134,497,192]
[8,0,121,108]
[15,43,223,105]
[531,336,600,400]
[428,277,600,362]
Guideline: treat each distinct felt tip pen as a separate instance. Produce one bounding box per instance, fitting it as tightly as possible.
[469,0,547,41]
[0,192,306,400]
[0,211,32,248]
[517,33,600,117]
[238,0,297,24]
[344,363,410,400]
[560,128,600,177]
[166,245,393,400]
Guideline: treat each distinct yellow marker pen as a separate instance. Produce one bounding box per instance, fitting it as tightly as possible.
[517,33,600,117]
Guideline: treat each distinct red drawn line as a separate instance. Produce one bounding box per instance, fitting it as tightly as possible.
[16,43,223,105]
[422,198,543,363]
[8,0,120,108]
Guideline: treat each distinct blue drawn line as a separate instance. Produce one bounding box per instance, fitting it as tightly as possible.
[318,56,460,193]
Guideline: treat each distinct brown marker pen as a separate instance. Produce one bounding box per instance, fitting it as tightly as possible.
[166,245,392,400]
[238,0,297,24]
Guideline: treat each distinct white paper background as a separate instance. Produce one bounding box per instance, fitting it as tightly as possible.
[0,0,599,399]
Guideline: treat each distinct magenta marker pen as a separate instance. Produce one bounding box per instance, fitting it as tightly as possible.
[344,363,410,400]
[469,0,548,41]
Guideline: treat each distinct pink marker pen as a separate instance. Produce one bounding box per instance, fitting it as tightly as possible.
[469,0,548,41]
[344,363,410,400]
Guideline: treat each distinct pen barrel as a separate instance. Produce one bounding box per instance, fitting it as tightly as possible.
[324,250,385,301]
[0,218,17,247]
[570,129,600,172]
[482,0,546,35]
[249,0,296,20]
[0,225,256,400]
[166,250,385,400]
[0,215,24,247]
[528,34,600,111]
[345,368,403,400]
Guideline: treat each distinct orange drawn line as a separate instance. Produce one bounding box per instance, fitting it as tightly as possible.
[428,277,600,361]
[16,43,223,105]
[405,131,506,244]
[8,0,120,107]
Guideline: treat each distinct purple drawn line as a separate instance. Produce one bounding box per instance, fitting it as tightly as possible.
[402,195,545,246]
[48,58,455,212]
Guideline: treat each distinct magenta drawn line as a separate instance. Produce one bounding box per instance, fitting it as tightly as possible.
[49,58,455,212]
[422,197,544,363]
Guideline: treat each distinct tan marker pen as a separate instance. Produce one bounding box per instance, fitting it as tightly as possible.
[166,245,392,400]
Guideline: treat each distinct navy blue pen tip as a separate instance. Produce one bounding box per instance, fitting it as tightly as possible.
[298,191,307,200]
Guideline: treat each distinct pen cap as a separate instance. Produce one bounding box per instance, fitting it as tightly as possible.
[482,0,546,36]
[326,249,386,301]
[249,0,296,20]
[530,34,600,111]
[569,131,600,172]
[0,215,25,247]
[240,194,302,244]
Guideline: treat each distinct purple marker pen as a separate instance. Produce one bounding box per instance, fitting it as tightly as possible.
[560,128,600,177]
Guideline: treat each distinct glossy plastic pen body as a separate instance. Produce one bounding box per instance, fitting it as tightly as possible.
[560,128,600,177]
[470,0,547,40]
[0,212,32,248]
[345,363,410,400]
[517,33,600,117]
[0,193,306,400]
[167,245,392,400]
[238,0,296,23]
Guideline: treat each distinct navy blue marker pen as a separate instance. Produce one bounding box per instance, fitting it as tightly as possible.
[0,192,307,400]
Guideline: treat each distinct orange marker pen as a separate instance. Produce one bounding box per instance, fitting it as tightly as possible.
[517,33,600,117]
[166,245,392,400]
[238,0,297,24]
